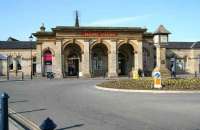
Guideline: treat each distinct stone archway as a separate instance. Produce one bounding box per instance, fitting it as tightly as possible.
[118,43,134,76]
[63,43,82,77]
[91,43,108,77]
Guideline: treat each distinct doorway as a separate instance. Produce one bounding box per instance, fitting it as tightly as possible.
[64,43,81,77]
[91,43,108,77]
[118,53,126,75]
[67,57,79,76]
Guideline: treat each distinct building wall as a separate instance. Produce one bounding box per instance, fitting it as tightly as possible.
[143,43,155,75]
[166,48,200,74]
[36,37,143,78]
[0,49,36,77]
[1,45,200,78]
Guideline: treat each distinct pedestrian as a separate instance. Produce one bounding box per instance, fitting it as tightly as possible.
[170,64,176,78]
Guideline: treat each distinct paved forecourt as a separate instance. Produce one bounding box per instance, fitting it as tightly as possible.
[0,79,200,130]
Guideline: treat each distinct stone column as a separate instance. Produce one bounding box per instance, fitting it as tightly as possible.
[134,40,143,71]
[107,40,118,78]
[82,40,91,77]
[36,44,42,76]
[53,40,63,78]
[2,59,7,76]
[191,50,198,74]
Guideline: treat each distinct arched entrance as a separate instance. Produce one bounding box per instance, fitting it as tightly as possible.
[91,43,108,77]
[43,50,53,76]
[118,44,134,76]
[64,43,81,77]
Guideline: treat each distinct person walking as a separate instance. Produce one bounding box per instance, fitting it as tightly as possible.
[170,64,176,78]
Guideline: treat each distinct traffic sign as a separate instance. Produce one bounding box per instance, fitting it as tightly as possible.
[152,71,162,89]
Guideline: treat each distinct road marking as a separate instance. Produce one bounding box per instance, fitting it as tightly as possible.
[96,86,200,94]
[9,108,40,130]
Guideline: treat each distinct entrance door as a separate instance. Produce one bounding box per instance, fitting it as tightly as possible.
[43,51,52,76]
[68,58,79,76]
[92,55,105,76]
[118,44,134,76]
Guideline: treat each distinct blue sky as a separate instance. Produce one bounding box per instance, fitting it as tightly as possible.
[0,0,199,41]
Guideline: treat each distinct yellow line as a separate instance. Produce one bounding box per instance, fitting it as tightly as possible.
[9,108,40,130]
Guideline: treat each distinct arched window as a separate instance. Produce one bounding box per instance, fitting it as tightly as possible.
[8,56,13,70]
[16,56,22,70]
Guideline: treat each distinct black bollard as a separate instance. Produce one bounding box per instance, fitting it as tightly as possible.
[40,117,57,130]
[0,92,9,130]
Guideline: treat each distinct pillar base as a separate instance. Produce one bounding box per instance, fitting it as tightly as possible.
[54,73,63,79]
[108,72,118,78]
[82,73,91,78]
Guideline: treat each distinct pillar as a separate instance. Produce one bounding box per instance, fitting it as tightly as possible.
[2,59,7,76]
[53,40,63,78]
[82,40,91,77]
[134,40,143,71]
[36,44,42,76]
[107,40,118,78]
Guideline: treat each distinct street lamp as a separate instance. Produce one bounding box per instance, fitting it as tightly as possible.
[29,34,33,80]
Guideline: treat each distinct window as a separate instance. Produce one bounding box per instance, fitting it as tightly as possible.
[16,56,22,70]
[8,56,13,70]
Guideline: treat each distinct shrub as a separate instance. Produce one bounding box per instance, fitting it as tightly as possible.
[98,78,200,90]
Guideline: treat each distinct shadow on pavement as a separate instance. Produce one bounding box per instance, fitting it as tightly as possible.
[9,99,29,104]
[56,124,84,130]
[10,108,47,115]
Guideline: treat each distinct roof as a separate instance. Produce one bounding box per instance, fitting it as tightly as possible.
[154,25,171,35]
[167,42,200,49]
[52,26,147,32]
[0,41,36,49]
[33,31,55,37]
[7,37,19,42]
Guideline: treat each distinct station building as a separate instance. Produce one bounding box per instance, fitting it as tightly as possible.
[0,17,200,78]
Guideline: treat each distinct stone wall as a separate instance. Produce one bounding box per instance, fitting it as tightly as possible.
[166,49,200,74]
[0,49,37,76]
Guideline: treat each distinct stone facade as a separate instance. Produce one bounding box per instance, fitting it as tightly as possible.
[0,49,37,77]
[32,25,150,78]
[0,24,199,78]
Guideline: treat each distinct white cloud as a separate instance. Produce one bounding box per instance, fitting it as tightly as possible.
[87,15,151,26]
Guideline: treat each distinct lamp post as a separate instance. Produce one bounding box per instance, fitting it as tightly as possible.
[29,34,33,80]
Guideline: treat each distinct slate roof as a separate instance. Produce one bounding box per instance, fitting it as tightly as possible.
[7,37,19,41]
[167,42,200,49]
[154,25,171,34]
[52,26,147,32]
[0,41,36,49]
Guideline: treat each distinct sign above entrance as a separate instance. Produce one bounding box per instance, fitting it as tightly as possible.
[81,32,118,37]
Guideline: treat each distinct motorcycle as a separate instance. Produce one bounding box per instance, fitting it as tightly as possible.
[47,72,55,80]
